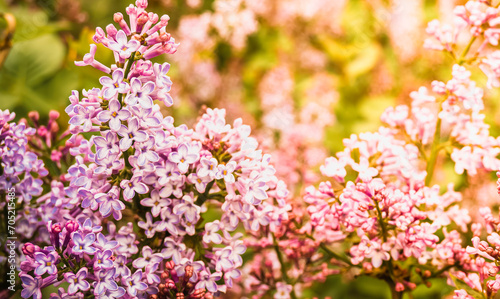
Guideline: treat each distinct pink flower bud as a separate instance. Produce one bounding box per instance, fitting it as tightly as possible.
[22,243,40,258]
[395,282,405,292]
[165,260,175,270]
[51,223,62,234]
[114,12,123,22]
[28,111,39,122]
[49,110,60,120]
[38,126,48,137]
[65,220,79,233]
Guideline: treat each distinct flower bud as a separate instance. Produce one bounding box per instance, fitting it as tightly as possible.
[38,126,47,137]
[395,282,405,292]
[165,260,175,270]
[22,243,40,258]
[65,220,80,233]
[114,12,124,22]
[190,289,206,299]
[184,265,193,280]
[28,111,39,122]
[49,110,60,120]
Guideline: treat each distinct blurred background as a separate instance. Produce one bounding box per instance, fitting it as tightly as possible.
[1,0,500,298]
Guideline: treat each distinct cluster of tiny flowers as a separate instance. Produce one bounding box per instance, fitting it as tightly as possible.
[0,109,47,204]
[300,143,471,293]
[451,208,500,299]
[237,3,500,295]
[383,64,500,177]
[19,1,289,298]
[425,1,500,88]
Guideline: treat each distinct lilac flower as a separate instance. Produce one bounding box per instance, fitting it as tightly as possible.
[155,162,181,186]
[93,131,120,159]
[95,190,126,220]
[168,143,199,173]
[215,161,237,183]
[95,233,119,251]
[153,62,172,89]
[197,157,218,178]
[74,44,111,73]
[159,208,180,235]
[132,246,163,268]
[215,247,234,272]
[114,255,131,278]
[72,232,97,255]
[95,268,118,295]
[124,78,156,108]
[20,274,42,299]
[94,154,123,175]
[69,105,95,132]
[128,105,162,128]
[187,173,211,193]
[117,117,148,151]
[120,176,148,200]
[102,287,127,299]
[123,270,148,297]
[144,263,161,284]
[79,218,103,234]
[195,269,222,293]
[242,175,269,205]
[65,267,91,294]
[108,30,140,59]
[173,194,201,223]
[134,136,159,166]
[162,237,186,264]
[94,249,114,269]
[34,252,58,275]
[99,68,129,99]
[97,99,131,131]
[117,234,138,255]
[138,212,160,238]
[224,269,242,288]
[229,240,247,266]
[140,189,171,217]
[203,221,223,244]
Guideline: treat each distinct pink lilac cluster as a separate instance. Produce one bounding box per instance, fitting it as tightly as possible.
[383,64,500,177]
[300,140,471,294]
[239,6,500,295]
[19,1,289,298]
[450,208,500,299]
[425,1,500,88]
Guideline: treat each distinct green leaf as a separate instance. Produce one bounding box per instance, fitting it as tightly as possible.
[345,43,381,79]
[3,33,65,86]
[449,273,485,299]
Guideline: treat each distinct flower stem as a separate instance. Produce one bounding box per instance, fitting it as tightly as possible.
[273,234,298,299]
[385,279,402,299]
[425,116,441,186]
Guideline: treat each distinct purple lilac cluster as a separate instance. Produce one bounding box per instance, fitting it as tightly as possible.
[0,110,47,204]
[18,1,290,298]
